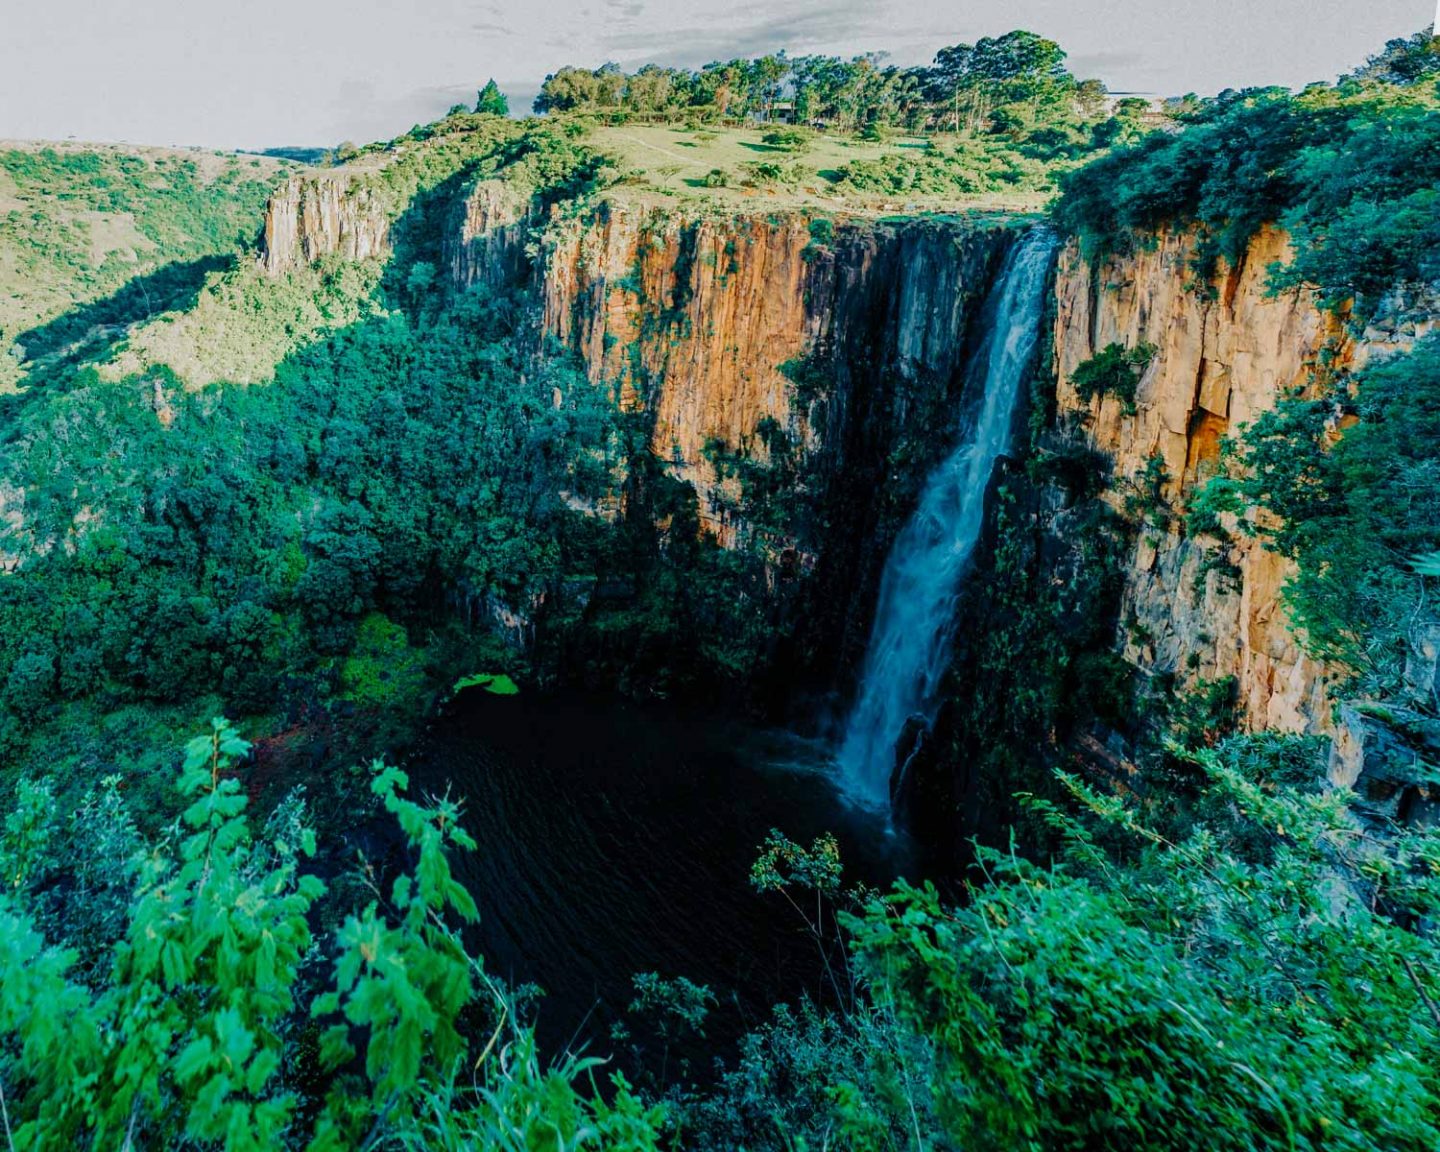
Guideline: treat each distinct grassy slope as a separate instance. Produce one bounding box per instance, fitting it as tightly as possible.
[0,140,298,388]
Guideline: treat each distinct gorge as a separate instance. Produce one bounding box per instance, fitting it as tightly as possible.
[3,26,1440,1149]
[252,146,1435,825]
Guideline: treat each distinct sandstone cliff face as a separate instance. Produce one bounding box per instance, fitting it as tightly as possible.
[536,201,1009,545]
[1053,227,1430,749]
[260,174,389,276]
[257,172,1012,663]
[445,179,533,292]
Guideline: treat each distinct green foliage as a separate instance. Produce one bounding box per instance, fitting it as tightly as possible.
[337,614,428,710]
[531,28,1118,155]
[1120,451,1173,529]
[628,972,714,1040]
[760,128,812,153]
[1070,340,1154,411]
[739,159,808,187]
[676,1000,931,1152]
[1346,29,1440,86]
[475,79,511,117]
[1165,674,1239,748]
[838,134,1061,198]
[1194,334,1440,699]
[750,829,842,897]
[834,734,1440,1151]
[0,722,667,1149]
[0,718,321,1149]
[1054,79,1440,314]
[805,215,835,249]
[0,232,624,771]
[0,146,290,361]
[679,730,1440,1152]
[1411,550,1440,577]
[624,973,715,1086]
[778,353,833,406]
[452,672,520,696]
[1185,474,1246,539]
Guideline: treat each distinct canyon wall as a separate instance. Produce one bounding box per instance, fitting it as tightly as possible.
[256,168,1440,751]
[262,177,1010,547]
[259,173,1015,679]
[446,179,533,291]
[1053,227,1436,756]
[533,200,1009,545]
[260,174,389,276]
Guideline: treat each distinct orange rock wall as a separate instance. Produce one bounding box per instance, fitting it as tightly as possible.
[1053,227,1427,741]
[537,202,1007,542]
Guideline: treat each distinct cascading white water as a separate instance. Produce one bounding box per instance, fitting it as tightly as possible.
[836,227,1058,812]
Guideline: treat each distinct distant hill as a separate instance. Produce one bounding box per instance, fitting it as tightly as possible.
[0,140,298,386]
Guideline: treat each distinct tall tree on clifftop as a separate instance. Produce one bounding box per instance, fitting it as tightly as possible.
[475,78,510,116]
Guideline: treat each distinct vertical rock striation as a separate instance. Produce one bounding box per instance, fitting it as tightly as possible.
[536,201,1010,546]
[260,174,390,276]
[1053,226,1433,745]
[257,160,1440,749]
[445,179,533,292]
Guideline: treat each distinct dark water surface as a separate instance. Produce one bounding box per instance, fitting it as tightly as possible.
[407,689,912,1054]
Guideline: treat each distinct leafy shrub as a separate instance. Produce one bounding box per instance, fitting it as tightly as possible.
[740,160,808,187]
[760,128,812,153]
[1070,341,1155,411]
[0,721,667,1149]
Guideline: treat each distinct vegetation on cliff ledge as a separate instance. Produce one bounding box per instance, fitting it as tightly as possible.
[1055,33,1440,315]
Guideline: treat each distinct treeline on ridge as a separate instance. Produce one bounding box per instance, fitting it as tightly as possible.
[533,30,1154,151]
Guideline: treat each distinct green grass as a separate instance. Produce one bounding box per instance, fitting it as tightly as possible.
[589,124,1052,214]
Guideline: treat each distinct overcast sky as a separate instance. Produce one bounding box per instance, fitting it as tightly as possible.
[1,0,1431,151]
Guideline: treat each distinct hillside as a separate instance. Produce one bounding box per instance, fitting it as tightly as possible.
[0,140,296,387]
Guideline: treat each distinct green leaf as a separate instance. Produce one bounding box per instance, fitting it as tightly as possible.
[453,672,520,696]
[1411,550,1440,577]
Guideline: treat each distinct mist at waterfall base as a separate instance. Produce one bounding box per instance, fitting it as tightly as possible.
[837,228,1058,815]
[408,689,911,1061]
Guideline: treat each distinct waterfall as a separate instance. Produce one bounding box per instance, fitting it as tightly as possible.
[836,227,1058,813]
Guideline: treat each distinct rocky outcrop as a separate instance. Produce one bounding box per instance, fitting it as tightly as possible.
[1053,227,1431,748]
[260,175,389,276]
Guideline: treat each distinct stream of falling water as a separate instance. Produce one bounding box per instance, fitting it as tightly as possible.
[836,227,1058,814]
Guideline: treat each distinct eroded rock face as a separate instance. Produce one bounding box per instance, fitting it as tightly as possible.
[260,175,389,276]
[446,180,532,292]
[1053,227,1431,746]
[261,164,1440,750]
[537,202,1008,543]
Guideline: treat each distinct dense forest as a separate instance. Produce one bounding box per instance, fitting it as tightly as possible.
[2,24,1440,1152]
